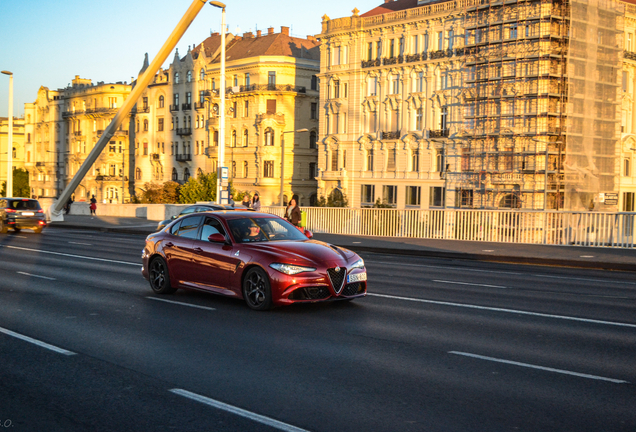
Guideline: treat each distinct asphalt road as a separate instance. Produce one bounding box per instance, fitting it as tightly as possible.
[0,229,635,432]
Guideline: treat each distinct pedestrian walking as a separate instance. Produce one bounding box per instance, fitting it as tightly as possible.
[228,193,235,208]
[251,193,261,212]
[64,195,74,215]
[285,194,301,227]
[90,195,97,217]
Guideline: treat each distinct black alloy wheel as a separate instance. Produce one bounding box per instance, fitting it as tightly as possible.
[242,267,273,311]
[149,257,176,294]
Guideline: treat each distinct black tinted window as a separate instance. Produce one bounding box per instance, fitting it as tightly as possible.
[10,200,41,210]
[169,219,183,235]
[199,217,226,241]
[179,207,197,216]
[176,215,203,239]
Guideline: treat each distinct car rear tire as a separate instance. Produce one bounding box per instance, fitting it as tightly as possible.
[149,257,176,294]
[13,228,21,233]
[0,219,7,234]
[242,267,273,311]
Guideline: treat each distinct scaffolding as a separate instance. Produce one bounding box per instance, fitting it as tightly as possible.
[454,0,623,210]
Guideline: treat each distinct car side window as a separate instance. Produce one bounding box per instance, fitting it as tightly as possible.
[180,207,197,216]
[199,217,226,241]
[176,215,203,239]
[169,219,183,235]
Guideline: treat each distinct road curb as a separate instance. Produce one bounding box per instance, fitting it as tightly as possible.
[47,223,153,236]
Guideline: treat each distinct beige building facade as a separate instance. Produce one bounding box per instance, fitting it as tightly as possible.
[319,0,636,212]
[24,76,132,203]
[133,27,320,206]
[0,116,26,194]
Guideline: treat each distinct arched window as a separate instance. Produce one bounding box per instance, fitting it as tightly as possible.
[135,167,142,180]
[143,119,149,131]
[174,72,180,84]
[499,194,520,208]
[199,68,205,81]
[172,168,178,181]
[309,131,317,149]
[184,168,190,181]
[243,129,249,147]
[231,130,237,147]
[197,168,203,178]
[158,95,164,108]
[186,71,192,83]
[264,127,274,146]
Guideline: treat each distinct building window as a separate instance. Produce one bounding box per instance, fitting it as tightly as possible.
[264,160,274,178]
[437,31,443,50]
[361,185,375,205]
[266,99,276,114]
[243,161,249,178]
[311,75,318,90]
[245,73,251,87]
[231,161,236,178]
[232,101,237,118]
[268,71,276,88]
[231,130,237,147]
[309,162,317,178]
[135,168,142,180]
[310,103,317,120]
[331,150,338,171]
[368,76,377,96]
[376,40,382,59]
[458,189,474,208]
[309,131,317,149]
[158,118,164,131]
[143,141,148,156]
[430,186,445,207]
[108,97,117,108]
[333,80,340,98]
[415,108,423,130]
[387,148,396,171]
[174,72,179,84]
[184,168,190,181]
[367,149,374,171]
[243,129,249,147]
[411,149,419,171]
[186,70,192,83]
[383,185,397,206]
[624,158,631,177]
[244,100,249,117]
[406,186,421,206]
[264,128,274,146]
[142,97,148,110]
[436,149,445,172]
[199,68,205,81]
[623,192,635,211]
[173,93,179,107]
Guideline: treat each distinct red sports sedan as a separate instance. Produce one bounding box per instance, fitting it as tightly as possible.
[141,211,367,310]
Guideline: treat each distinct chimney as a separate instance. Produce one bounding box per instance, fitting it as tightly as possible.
[257,30,262,37]
[307,35,316,42]
[281,26,290,36]
[384,0,391,3]
[243,31,253,38]
[267,27,274,35]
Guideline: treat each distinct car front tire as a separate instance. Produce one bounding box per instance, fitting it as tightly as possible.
[149,257,176,294]
[242,267,273,311]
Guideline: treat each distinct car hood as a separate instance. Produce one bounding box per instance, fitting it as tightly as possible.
[244,239,358,267]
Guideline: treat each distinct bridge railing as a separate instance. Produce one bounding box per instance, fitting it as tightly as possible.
[262,207,636,249]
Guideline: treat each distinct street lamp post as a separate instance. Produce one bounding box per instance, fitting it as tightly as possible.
[2,70,13,197]
[280,129,309,206]
[210,1,226,204]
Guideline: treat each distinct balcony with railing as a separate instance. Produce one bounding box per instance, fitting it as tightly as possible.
[181,103,192,111]
[133,106,149,114]
[73,131,83,137]
[236,84,307,94]
[150,153,161,160]
[95,175,128,181]
[381,131,401,140]
[170,104,179,112]
[176,128,192,136]
[175,154,192,162]
[194,102,205,110]
[429,129,449,138]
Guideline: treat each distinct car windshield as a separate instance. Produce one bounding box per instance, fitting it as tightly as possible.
[228,217,307,243]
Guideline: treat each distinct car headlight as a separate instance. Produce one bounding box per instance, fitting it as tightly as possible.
[350,258,365,270]
[269,263,316,275]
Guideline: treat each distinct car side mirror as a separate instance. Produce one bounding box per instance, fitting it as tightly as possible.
[208,233,227,243]
[171,215,177,220]
[304,229,313,239]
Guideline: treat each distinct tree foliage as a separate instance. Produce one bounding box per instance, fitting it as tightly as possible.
[139,181,181,204]
[178,172,217,204]
[1,168,30,197]
[315,190,349,207]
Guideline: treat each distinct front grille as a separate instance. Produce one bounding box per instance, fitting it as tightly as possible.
[288,286,331,300]
[342,282,364,296]
[327,267,346,294]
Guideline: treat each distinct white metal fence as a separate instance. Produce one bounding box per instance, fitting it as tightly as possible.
[262,207,636,249]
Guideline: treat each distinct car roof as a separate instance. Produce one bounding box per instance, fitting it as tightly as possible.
[197,211,279,220]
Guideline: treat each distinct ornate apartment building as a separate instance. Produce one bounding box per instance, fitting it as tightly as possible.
[133,27,320,205]
[318,0,636,212]
[24,76,132,202]
[0,117,26,193]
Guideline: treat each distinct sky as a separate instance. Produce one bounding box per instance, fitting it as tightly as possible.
[0,0,381,118]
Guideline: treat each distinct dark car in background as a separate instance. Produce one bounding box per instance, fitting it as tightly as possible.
[142,211,367,310]
[155,203,236,231]
[0,198,47,234]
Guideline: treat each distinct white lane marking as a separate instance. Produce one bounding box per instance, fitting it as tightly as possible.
[364,259,636,286]
[580,255,594,258]
[14,236,27,239]
[367,293,636,329]
[16,271,56,281]
[0,326,75,356]
[170,389,310,432]
[146,297,216,311]
[449,351,628,384]
[68,241,93,246]
[1,245,138,266]
[433,280,507,289]
[482,249,494,252]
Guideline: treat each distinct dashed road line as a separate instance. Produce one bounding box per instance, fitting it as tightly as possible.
[0,326,75,356]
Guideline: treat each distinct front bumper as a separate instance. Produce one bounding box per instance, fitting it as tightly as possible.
[272,268,368,306]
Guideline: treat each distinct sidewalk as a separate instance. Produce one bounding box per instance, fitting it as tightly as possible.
[47,215,636,272]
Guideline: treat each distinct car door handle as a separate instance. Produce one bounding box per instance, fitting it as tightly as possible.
[194,247,203,252]
[165,242,174,247]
